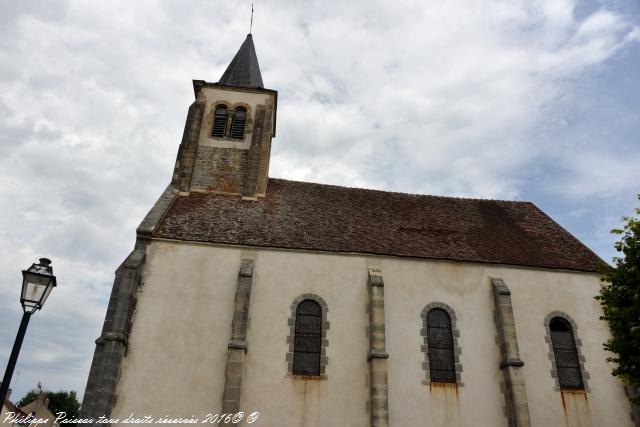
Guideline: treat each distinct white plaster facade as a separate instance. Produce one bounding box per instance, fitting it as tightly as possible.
[111,239,634,427]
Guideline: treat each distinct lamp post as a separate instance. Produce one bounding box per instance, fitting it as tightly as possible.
[0,258,57,406]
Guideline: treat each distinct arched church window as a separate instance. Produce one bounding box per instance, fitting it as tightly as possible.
[292,299,322,376]
[212,105,228,138]
[426,308,456,383]
[230,107,247,139]
[550,317,584,389]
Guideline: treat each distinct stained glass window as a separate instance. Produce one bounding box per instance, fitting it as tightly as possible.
[293,300,322,376]
[550,317,584,389]
[427,308,456,383]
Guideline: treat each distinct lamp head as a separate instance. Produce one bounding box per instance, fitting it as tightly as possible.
[21,258,57,313]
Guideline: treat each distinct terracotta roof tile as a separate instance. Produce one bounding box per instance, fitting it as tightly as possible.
[3,398,27,417]
[153,178,601,272]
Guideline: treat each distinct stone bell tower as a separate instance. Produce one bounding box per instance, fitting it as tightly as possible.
[172,34,277,199]
[80,34,277,420]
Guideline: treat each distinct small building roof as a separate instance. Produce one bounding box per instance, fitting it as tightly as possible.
[218,34,264,89]
[3,398,27,419]
[153,178,601,272]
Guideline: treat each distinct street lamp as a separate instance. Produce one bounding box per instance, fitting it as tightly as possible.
[0,258,57,406]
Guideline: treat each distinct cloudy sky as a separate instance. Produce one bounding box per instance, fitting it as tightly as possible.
[0,0,638,404]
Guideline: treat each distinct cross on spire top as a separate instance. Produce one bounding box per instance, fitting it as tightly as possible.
[249,4,254,34]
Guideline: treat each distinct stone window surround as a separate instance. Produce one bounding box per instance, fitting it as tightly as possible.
[206,100,253,144]
[286,293,330,379]
[544,311,590,392]
[420,302,464,386]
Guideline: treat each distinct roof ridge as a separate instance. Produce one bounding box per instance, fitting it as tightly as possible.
[268,177,532,205]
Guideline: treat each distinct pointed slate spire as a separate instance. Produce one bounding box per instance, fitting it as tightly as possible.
[218,34,264,89]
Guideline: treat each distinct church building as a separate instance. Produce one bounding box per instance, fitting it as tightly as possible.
[81,34,637,426]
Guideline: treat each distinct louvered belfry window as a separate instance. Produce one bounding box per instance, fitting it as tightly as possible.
[212,105,228,137]
[550,317,584,389]
[427,308,456,383]
[293,300,322,376]
[230,107,247,139]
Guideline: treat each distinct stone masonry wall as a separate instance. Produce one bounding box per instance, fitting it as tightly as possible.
[172,100,205,191]
[188,86,275,197]
[191,146,249,194]
[256,98,274,196]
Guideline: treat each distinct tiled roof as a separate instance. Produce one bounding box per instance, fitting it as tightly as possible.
[218,34,264,89]
[153,178,601,272]
[3,398,27,417]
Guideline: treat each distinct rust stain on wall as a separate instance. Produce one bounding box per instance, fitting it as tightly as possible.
[291,377,323,427]
[560,390,592,427]
[428,382,461,426]
[429,381,459,399]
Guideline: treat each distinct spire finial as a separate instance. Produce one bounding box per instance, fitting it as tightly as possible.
[249,4,254,34]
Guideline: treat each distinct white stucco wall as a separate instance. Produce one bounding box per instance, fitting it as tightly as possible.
[112,239,634,426]
[112,242,239,417]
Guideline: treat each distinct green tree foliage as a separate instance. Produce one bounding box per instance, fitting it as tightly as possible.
[596,196,640,404]
[17,389,81,419]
